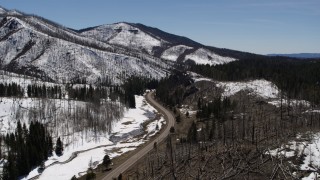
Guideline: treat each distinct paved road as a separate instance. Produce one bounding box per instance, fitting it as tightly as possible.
[101,92,175,180]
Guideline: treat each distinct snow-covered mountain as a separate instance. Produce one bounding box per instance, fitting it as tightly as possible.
[0,11,170,84]
[0,7,253,84]
[80,22,165,55]
[80,22,239,65]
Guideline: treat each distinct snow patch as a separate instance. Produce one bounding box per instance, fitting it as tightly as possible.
[179,105,197,116]
[216,80,279,99]
[161,45,192,61]
[188,71,213,82]
[269,133,320,179]
[185,48,237,65]
[268,99,310,108]
[304,109,320,113]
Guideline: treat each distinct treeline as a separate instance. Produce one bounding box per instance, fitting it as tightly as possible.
[0,78,159,109]
[190,57,320,104]
[27,84,62,99]
[183,96,236,144]
[156,71,193,107]
[192,96,237,143]
[0,83,63,99]
[123,76,159,108]
[68,76,158,107]
[68,85,108,103]
[0,83,24,97]
[196,96,236,119]
[2,121,53,179]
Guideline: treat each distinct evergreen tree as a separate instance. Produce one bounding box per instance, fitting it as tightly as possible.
[187,122,198,143]
[55,137,63,156]
[85,168,96,180]
[170,126,175,133]
[102,154,111,169]
[47,135,53,156]
[176,114,181,123]
[2,152,18,180]
[3,121,53,177]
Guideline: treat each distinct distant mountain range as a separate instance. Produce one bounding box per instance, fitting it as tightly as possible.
[267,53,320,59]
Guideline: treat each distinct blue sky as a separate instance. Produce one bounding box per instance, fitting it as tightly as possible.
[1,0,319,54]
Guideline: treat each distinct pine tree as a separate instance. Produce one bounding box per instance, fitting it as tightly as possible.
[47,135,53,156]
[170,126,175,133]
[3,152,18,180]
[187,122,198,143]
[176,114,181,123]
[102,154,111,169]
[55,137,63,156]
[3,121,53,177]
[85,168,96,180]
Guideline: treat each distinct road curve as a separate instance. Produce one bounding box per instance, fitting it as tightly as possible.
[101,91,175,180]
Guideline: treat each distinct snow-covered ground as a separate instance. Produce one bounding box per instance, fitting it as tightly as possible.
[185,48,237,65]
[218,81,310,108]
[269,133,320,179]
[189,72,279,99]
[304,109,320,113]
[216,80,279,99]
[21,95,165,180]
[188,71,213,82]
[268,99,311,108]
[189,72,312,108]
[0,70,66,97]
[179,105,197,116]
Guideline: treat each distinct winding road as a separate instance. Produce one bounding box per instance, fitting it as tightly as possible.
[101,91,175,180]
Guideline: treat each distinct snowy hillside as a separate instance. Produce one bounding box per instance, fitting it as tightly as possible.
[80,23,239,65]
[189,72,312,108]
[185,48,237,65]
[20,95,165,180]
[161,45,192,61]
[0,16,169,84]
[0,7,252,85]
[0,68,167,179]
[81,22,164,55]
[216,80,279,99]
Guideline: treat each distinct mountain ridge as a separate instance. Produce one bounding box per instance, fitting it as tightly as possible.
[0,15,169,84]
[268,53,320,59]
[0,6,263,85]
[79,22,245,65]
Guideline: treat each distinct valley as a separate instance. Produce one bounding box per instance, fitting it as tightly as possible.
[0,4,320,180]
